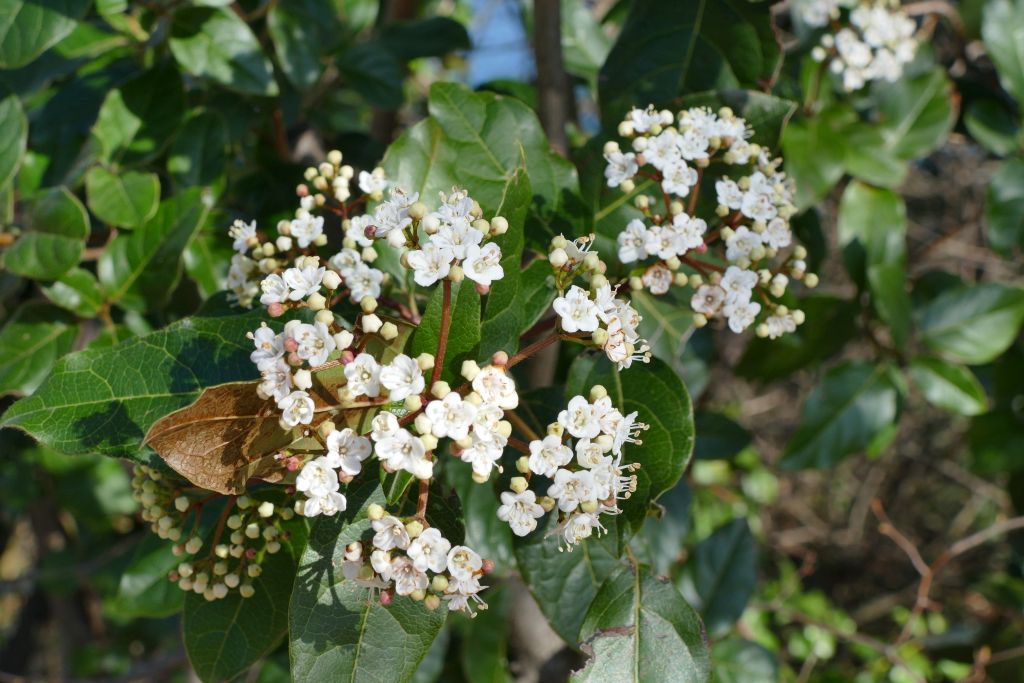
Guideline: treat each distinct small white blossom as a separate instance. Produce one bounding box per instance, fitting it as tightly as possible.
[407,242,453,287]
[528,435,573,478]
[425,392,478,441]
[463,242,504,286]
[372,515,410,551]
[278,390,315,427]
[283,264,325,300]
[290,212,324,248]
[407,528,451,573]
[324,428,372,476]
[558,395,602,439]
[379,354,425,402]
[553,285,600,333]
[472,366,519,410]
[446,545,482,581]
[344,353,381,398]
[497,490,545,536]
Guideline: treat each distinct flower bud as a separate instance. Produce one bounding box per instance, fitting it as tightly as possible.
[239,583,255,598]
[386,230,406,248]
[307,292,327,311]
[322,271,342,290]
[404,394,423,412]
[419,434,438,451]
[414,414,433,436]
[448,264,464,282]
[380,322,398,341]
[547,422,563,437]
[409,202,428,220]
[248,564,263,578]
[361,247,378,263]
[424,594,441,610]
[510,477,529,494]
[422,215,440,233]
[548,248,568,268]
[410,588,426,602]
[430,381,451,399]
[516,456,530,473]
[629,276,643,291]
[293,369,313,390]
[804,273,819,288]
[367,503,385,521]
[175,496,190,512]
[471,471,489,484]
[362,314,383,334]
[539,496,556,512]
[185,537,203,554]
[490,216,508,235]
[258,501,275,518]
[225,573,240,588]
[405,520,424,538]
[333,330,354,350]
[591,328,609,347]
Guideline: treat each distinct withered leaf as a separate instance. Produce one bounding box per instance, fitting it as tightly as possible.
[145,381,298,494]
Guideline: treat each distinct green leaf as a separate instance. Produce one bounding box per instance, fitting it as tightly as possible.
[514,513,624,644]
[0,87,27,188]
[841,123,908,188]
[574,564,710,683]
[378,17,470,61]
[168,110,229,188]
[736,295,859,381]
[632,290,695,378]
[267,0,339,89]
[0,302,77,396]
[0,301,277,459]
[781,362,902,470]
[110,533,184,618]
[873,68,956,161]
[85,166,160,229]
[91,65,186,164]
[513,259,555,333]
[456,584,512,683]
[782,105,855,209]
[982,0,1024,105]
[479,167,531,359]
[289,474,447,681]
[598,0,780,124]
[410,280,481,384]
[566,355,695,529]
[711,639,777,683]
[918,283,1024,365]
[170,7,279,97]
[339,43,404,109]
[693,412,750,461]
[0,0,91,69]
[868,261,912,348]
[444,459,514,571]
[562,0,613,85]
[383,82,582,246]
[627,480,691,576]
[964,98,1020,157]
[908,357,988,416]
[41,267,104,317]
[676,518,757,637]
[184,530,302,682]
[985,157,1024,256]
[98,189,212,310]
[3,186,89,280]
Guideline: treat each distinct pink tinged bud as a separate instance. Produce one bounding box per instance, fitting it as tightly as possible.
[491,351,509,367]
[246,548,258,560]
[474,283,490,296]
[340,350,355,365]
[297,184,309,197]
[287,352,303,366]
[380,591,393,606]
[697,243,708,253]
[481,559,495,574]
[267,303,285,317]
[364,225,377,239]
[286,456,302,471]
[339,472,354,484]
[168,571,180,581]
[284,337,299,352]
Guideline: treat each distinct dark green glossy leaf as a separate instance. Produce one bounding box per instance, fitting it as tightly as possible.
[908,357,988,416]
[598,0,780,124]
[168,110,229,188]
[985,157,1024,256]
[378,17,470,61]
[98,189,211,310]
[410,280,481,384]
[964,98,1020,157]
[782,105,855,209]
[693,412,750,461]
[676,518,756,636]
[781,362,902,470]
[91,65,186,163]
[340,43,404,109]
[841,122,908,188]
[85,166,160,228]
[873,68,956,161]
[982,0,1024,104]
[918,283,1024,365]
[0,302,77,396]
[267,0,339,89]
[110,533,184,618]
[0,86,27,188]
[289,473,447,681]
[0,301,276,459]
[574,564,710,683]
[41,267,104,317]
[3,186,89,280]
[0,0,91,69]
[170,7,279,97]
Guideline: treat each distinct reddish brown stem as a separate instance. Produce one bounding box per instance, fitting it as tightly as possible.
[208,496,237,555]
[431,279,453,385]
[688,168,704,215]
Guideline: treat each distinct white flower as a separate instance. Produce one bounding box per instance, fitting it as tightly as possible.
[372,515,410,551]
[446,545,482,581]
[673,214,707,252]
[391,556,429,596]
[604,150,638,188]
[764,314,797,339]
[259,274,289,306]
[375,428,432,478]
[575,438,608,468]
[724,299,761,333]
[643,226,685,260]
[425,392,478,440]
[433,218,483,260]
[593,283,619,322]
[345,215,375,248]
[344,353,381,398]
[291,212,325,248]
[407,242,453,287]
[725,226,763,262]
[278,390,315,427]
[553,285,600,333]
[379,354,424,402]
[472,366,519,409]
[296,456,340,499]
[558,395,601,439]
[463,242,504,286]
[250,324,283,369]
[346,263,384,303]
[645,128,682,171]
[329,248,362,277]
[407,528,451,573]
[716,179,744,210]
[370,411,400,442]
[527,435,573,477]
[373,188,417,237]
[611,410,644,455]
[445,575,487,615]
[763,217,792,249]
[661,160,698,197]
[324,428,372,476]
[741,191,777,223]
[497,490,545,536]
[229,219,257,252]
[370,549,394,580]
[358,167,387,198]
[720,266,758,305]
[283,264,325,300]
[691,284,726,315]
[617,219,649,263]
[678,128,709,161]
[258,359,293,402]
[459,435,504,478]
[560,512,604,547]
[302,490,347,517]
[626,106,662,133]
[642,263,672,295]
[548,468,597,513]
[292,322,336,367]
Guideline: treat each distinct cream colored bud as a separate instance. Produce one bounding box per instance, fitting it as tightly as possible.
[693,313,708,328]
[539,496,556,512]
[175,496,190,512]
[448,264,464,282]
[629,276,643,291]
[793,309,806,325]
[591,328,609,347]
[491,216,508,234]
[430,381,451,399]
[665,256,681,271]
[380,322,398,341]
[318,420,336,439]
[414,414,432,436]
[580,500,599,513]
[419,434,438,451]
[257,501,275,518]
[362,314,383,334]
[471,471,489,484]
[589,384,608,401]
[239,584,255,598]
[547,422,563,437]
[386,229,406,248]
[460,359,480,381]
[603,140,621,155]
[315,310,334,327]
[551,235,568,249]
[359,296,377,313]
[472,219,490,235]
[404,394,423,412]
[333,330,354,350]
[591,273,609,290]
[617,121,635,137]
[516,456,530,473]
[409,202,428,220]
[322,271,342,290]
[422,214,440,233]
[804,273,819,288]
[583,252,600,270]
[510,477,529,494]
[405,520,424,538]
[367,504,385,521]
[307,292,327,311]
[293,369,313,390]
[621,179,635,193]
[424,594,441,610]
[548,248,568,268]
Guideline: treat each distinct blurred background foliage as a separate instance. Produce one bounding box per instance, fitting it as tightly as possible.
[0,0,1023,681]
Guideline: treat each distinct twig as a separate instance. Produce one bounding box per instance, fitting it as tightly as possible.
[533,0,571,156]
[506,410,542,442]
[430,279,453,386]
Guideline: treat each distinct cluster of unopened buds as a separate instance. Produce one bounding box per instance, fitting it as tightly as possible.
[132,466,294,601]
[797,0,917,91]
[496,386,645,550]
[602,104,817,337]
[340,506,492,615]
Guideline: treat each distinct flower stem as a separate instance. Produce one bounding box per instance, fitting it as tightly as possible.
[431,279,453,385]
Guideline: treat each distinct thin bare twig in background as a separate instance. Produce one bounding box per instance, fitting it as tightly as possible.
[532,0,570,156]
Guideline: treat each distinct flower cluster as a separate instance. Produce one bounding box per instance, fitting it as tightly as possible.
[496,386,644,550]
[394,187,509,290]
[340,507,491,614]
[602,104,816,337]
[131,465,294,601]
[802,0,918,91]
